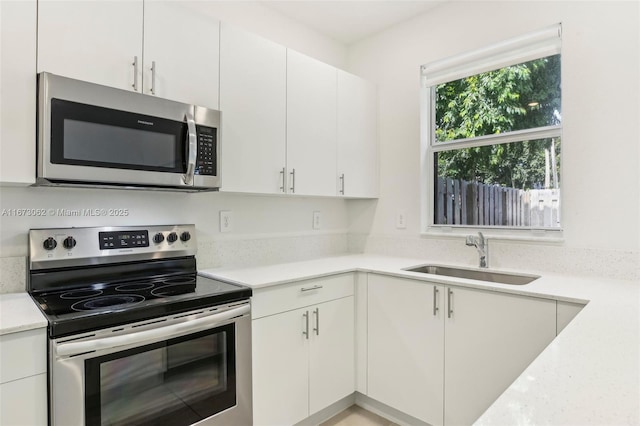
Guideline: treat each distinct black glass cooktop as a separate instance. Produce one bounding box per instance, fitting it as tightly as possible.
[30,272,251,338]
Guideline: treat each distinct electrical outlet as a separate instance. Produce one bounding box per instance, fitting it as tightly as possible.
[396,210,407,229]
[220,211,233,233]
[313,211,321,230]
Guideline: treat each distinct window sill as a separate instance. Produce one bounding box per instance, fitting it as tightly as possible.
[421,226,564,244]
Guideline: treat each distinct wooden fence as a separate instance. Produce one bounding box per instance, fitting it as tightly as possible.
[436,178,560,228]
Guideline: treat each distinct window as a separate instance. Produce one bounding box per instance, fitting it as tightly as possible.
[421,24,562,233]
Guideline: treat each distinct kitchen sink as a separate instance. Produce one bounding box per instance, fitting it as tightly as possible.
[404,265,539,285]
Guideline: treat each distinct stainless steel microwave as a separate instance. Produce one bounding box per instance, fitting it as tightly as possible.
[37,72,221,191]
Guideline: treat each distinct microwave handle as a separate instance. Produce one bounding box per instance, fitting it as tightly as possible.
[183,107,197,185]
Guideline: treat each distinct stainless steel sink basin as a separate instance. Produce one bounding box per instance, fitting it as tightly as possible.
[404,265,539,285]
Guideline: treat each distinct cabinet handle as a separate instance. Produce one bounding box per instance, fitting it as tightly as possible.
[339,173,345,195]
[150,61,156,95]
[313,308,319,335]
[448,288,453,318]
[279,167,286,192]
[132,56,139,91]
[290,169,296,193]
[300,285,323,292]
[303,311,309,339]
[433,286,439,316]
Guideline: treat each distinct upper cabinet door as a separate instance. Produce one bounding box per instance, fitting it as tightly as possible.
[1,0,37,185]
[143,1,219,108]
[219,23,286,194]
[37,1,143,91]
[337,71,378,198]
[286,50,337,196]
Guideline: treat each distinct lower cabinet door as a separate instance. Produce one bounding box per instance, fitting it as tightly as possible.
[309,296,355,414]
[367,275,445,426]
[0,374,47,425]
[252,308,309,426]
[444,287,556,425]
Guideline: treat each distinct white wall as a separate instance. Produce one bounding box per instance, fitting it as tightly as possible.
[0,1,350,278]
[186,1,348,69]
[346,1,639,278]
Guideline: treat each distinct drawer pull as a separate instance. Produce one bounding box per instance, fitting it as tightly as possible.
[300,285,323,292]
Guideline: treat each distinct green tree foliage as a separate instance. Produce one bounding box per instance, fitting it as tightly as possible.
[435,54,561,189]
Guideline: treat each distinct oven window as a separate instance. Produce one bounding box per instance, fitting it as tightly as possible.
[84,324,236,426]
[50,98,186,173]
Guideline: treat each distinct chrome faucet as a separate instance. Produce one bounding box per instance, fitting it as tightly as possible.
[466,232,488,268]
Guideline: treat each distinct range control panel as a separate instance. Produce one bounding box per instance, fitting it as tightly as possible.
[195,125,216,176]
[99,230,149,250]
[29,224,197,270]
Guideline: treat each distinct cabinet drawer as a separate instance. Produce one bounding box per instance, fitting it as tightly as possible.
[252,274,354,319]
[0,328,47,384]
[0,373,47,426]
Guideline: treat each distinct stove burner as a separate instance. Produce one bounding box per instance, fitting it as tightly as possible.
[60,289,103,299]
[151,284,196,297]
[71,294,145,312]
[115,282,154,292]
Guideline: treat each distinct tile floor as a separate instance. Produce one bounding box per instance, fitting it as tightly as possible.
[320,405,398,426]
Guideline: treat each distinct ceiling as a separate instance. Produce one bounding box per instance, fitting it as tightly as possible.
[261,1,446,44]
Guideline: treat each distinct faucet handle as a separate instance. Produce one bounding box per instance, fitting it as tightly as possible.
[465,235,476,246]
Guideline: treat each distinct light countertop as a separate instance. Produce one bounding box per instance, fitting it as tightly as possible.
[0,293,47,336]
[200,254,640,426]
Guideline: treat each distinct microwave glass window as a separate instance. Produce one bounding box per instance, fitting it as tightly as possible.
[63,119,177,169]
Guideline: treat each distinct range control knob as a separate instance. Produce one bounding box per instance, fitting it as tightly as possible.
[43,237,57,251]
[180,231,191,242]
[167,232,178,243]
[153,233,165,244]
[62,236,76,250]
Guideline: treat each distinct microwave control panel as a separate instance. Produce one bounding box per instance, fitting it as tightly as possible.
[195,125,216,176]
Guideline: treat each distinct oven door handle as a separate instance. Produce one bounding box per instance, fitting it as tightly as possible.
[56,304,249,357]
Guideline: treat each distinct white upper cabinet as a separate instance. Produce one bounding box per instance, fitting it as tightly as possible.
[37,1,219,107]
[337,70,378,198]
[143,1,219,108]
[0,0,37,185]
[37,1,144,91]
[286,50,338,196]
[219,24,287,194]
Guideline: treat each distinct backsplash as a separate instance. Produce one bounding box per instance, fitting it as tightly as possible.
[3,231,636,294]
[0,232,349,294]
[349,233,640,281]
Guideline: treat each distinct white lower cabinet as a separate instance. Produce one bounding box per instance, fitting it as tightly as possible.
[0,373,47,426]
[443,286,556,425]
[368,275,444,426]
[253,307,310,426]
[0,328,47,425]
[367,274,556,426]
[252,275,355,425]
[556,300,585,335]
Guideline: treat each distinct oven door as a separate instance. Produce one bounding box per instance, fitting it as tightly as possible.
[50,303,252,426]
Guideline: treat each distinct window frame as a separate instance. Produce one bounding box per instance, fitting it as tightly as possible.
[420,24,563,240]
